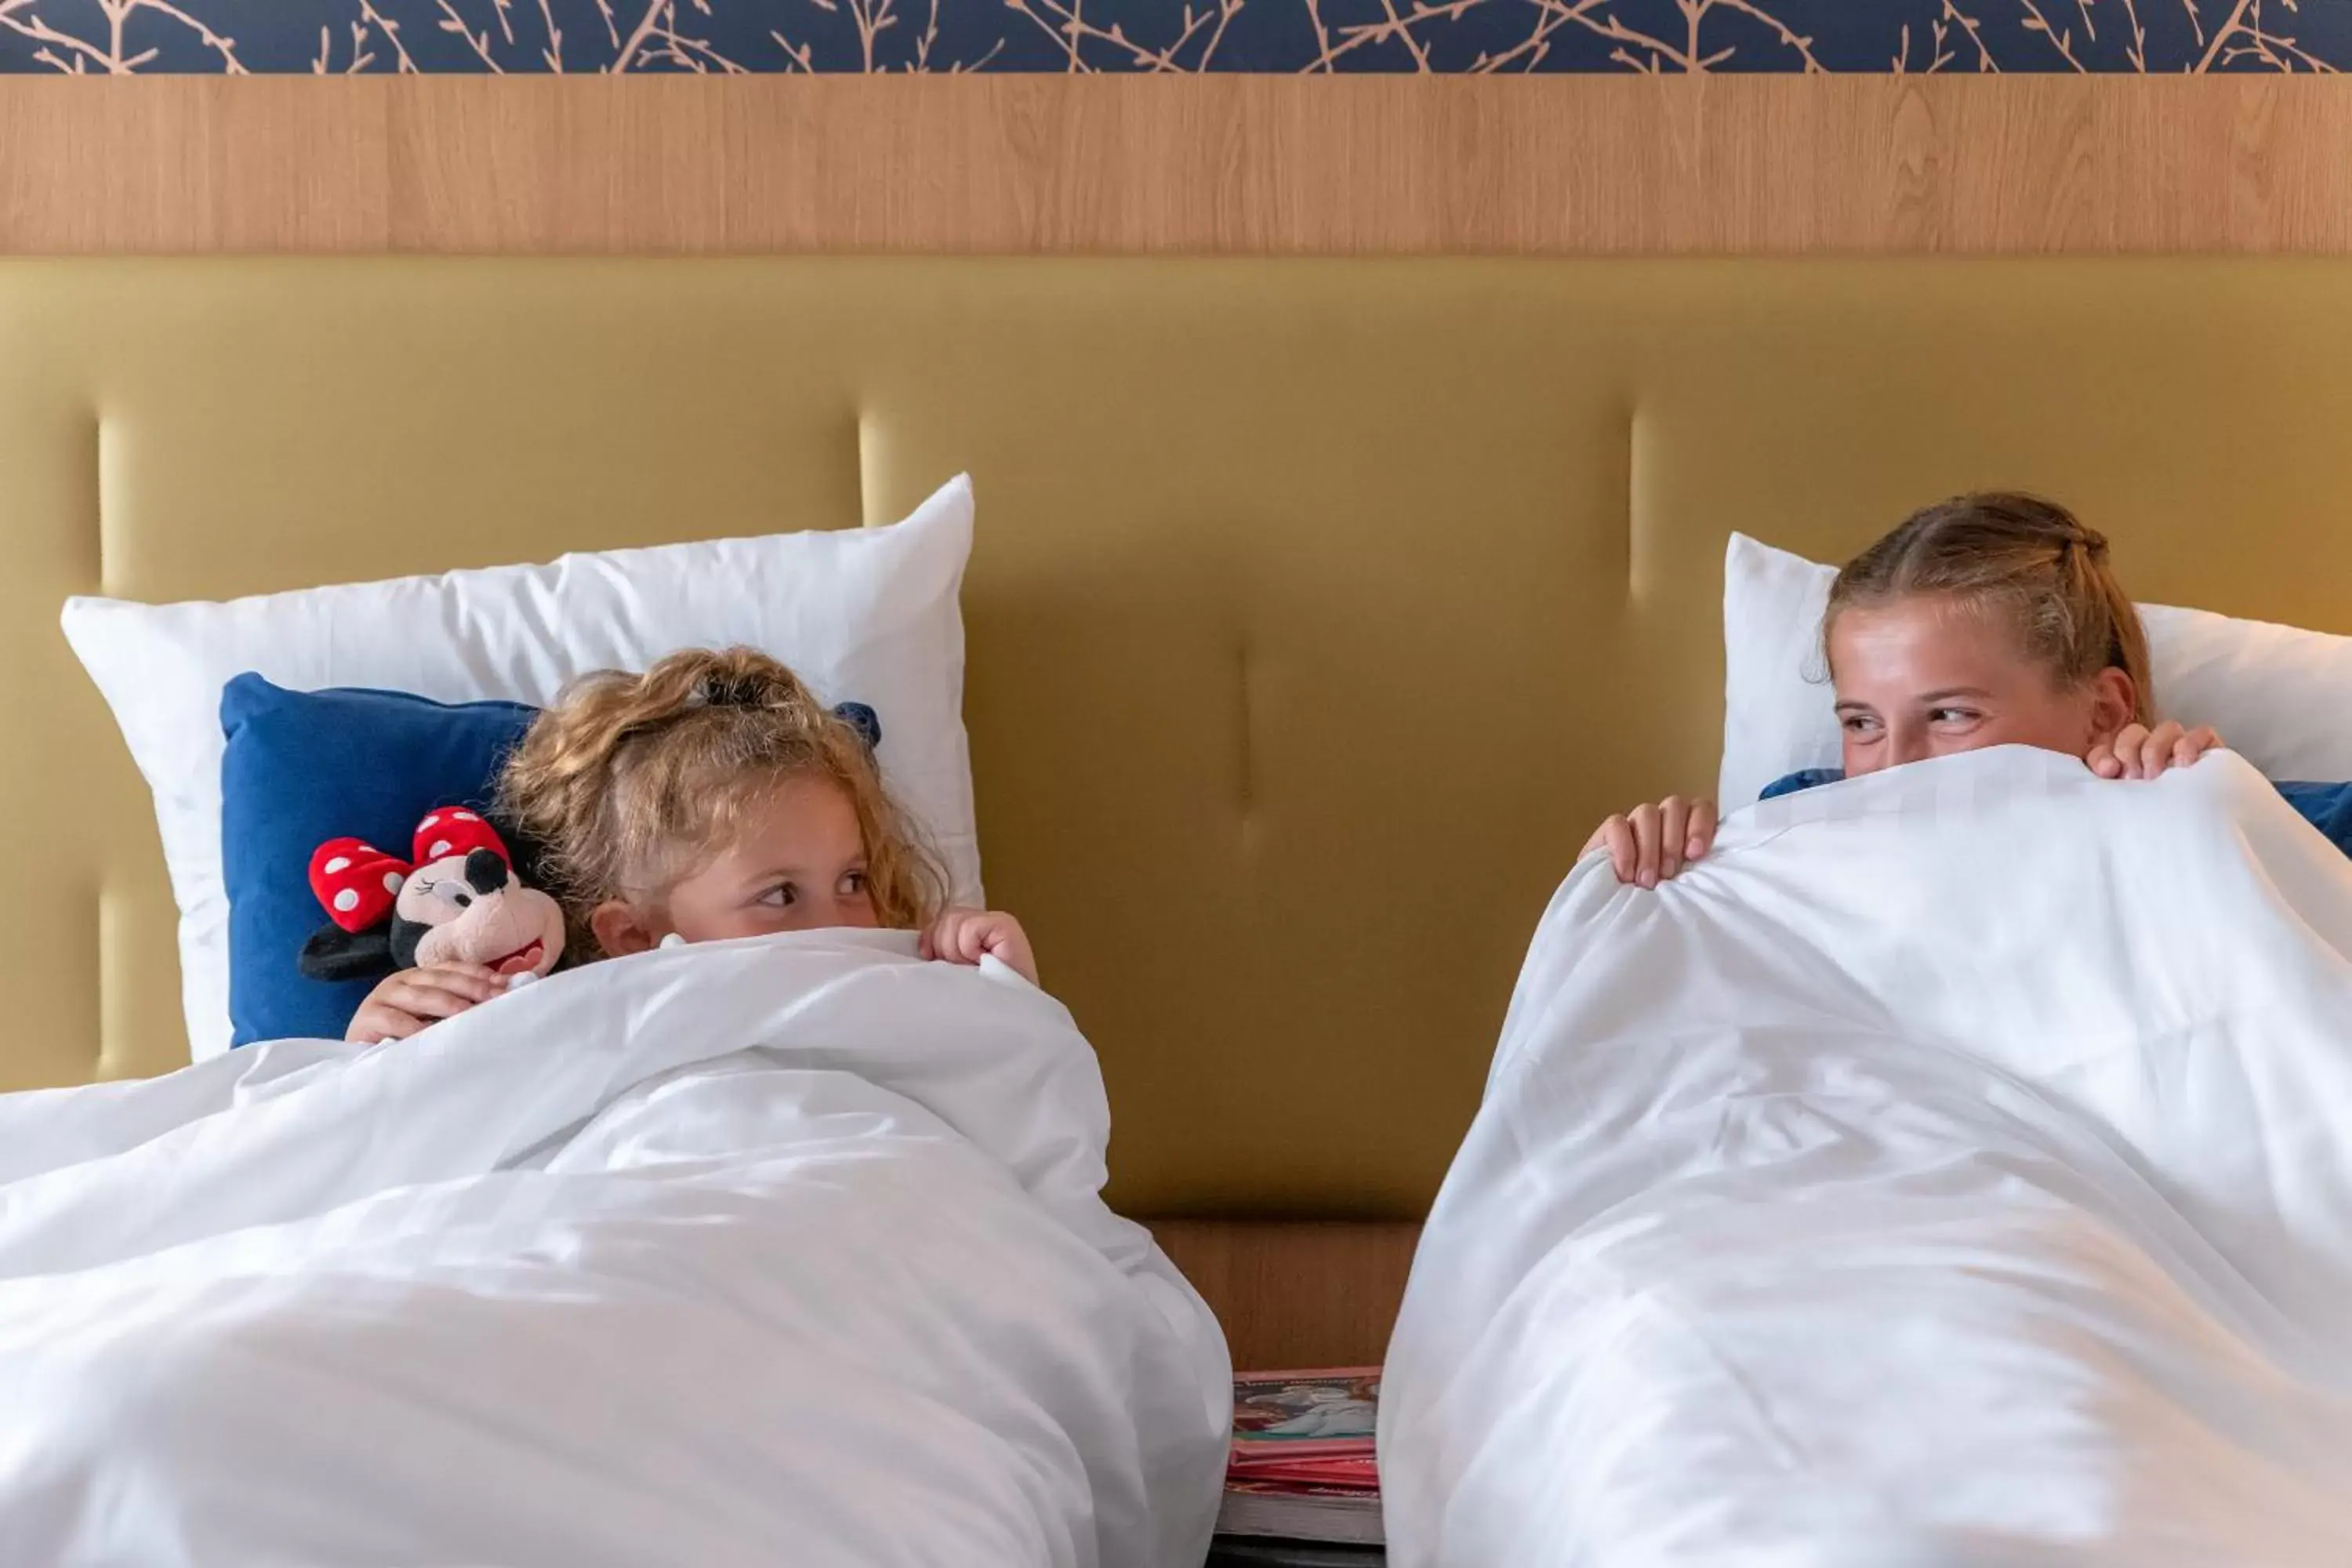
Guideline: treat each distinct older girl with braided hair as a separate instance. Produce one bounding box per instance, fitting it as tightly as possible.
[1585,492,2352,886]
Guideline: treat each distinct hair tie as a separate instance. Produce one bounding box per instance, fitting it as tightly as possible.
[832,701,883,753]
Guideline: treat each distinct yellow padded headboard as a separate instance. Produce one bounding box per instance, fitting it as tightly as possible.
[9,260,2351,1218]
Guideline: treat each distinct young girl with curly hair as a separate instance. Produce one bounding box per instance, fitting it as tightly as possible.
[347,647,1032,1041]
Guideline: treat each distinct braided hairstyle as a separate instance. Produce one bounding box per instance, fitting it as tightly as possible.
[1825,492,2154,727]
[498,647,945,960]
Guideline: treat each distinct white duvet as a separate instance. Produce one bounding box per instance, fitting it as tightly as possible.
[0,931,1229,1567]
[1383,746,2352,1567]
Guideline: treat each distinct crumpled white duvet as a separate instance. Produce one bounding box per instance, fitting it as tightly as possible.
[0,930,1229,1568]
[1382,746,2352,1568]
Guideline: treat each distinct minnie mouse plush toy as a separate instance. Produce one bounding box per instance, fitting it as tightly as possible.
[298,808,565,992]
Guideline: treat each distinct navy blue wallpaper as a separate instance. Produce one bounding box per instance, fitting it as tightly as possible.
[1,0,2341,73]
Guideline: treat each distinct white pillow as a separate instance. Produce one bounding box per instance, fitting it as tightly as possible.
[65,474,981,1062]
[1719,533,1843,812]
[1720,531,2352,811]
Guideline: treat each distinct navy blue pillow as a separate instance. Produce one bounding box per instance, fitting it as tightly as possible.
[1760,768,1845,801]
[221,674,537,1047]
[2274,781,2352,858]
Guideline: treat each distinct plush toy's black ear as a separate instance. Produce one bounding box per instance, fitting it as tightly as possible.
[489,806,554,892]
[299,923,395,983]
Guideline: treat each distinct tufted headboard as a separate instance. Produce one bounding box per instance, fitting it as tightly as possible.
[9,258,2351,1221]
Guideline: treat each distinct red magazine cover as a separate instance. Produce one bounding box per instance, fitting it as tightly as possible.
[1228,1367,1381,1464]
[1224,1455,1379,1489]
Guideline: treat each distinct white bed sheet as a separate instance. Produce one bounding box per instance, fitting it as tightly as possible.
[1383,746,2352,1567]
[0,930,1229,1568]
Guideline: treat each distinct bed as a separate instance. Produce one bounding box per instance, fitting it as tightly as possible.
[1355,278,2352,1557]
[7,260,2352,1556]
[1384,745,2352,1564]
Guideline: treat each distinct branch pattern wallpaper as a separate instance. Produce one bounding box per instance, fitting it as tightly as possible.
[0,0,2340,74]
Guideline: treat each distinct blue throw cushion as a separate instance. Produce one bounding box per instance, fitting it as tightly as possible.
[221,674,537,1047]
[1759,768,1845,801]
[2274,781,2352,858]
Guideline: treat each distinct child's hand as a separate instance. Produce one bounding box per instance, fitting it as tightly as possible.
[1583,797,1718,887]
[2089,720,2222,781]
[347,962,504,1043]
[920,908,1037,985]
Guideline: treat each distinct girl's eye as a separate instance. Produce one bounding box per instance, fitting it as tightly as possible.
[840,870,868,895]
[1930,708,1980,725]
[1841,715,1880,735]
[759,883,799,908]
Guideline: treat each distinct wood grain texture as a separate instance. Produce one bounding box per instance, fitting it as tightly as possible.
[1152,1220,1421,1371]
[7,77,2352,255]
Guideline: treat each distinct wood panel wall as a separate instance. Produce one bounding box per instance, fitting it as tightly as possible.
[1152,1220,1421,1371]
[6,76,2352,255]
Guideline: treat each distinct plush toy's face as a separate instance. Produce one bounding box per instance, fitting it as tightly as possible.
[299,808,565,989]
[392,846,566,980]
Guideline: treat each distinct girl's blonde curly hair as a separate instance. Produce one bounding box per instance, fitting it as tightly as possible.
[498,646,946,960]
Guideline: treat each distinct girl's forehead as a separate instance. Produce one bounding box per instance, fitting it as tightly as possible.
[745,770,858,820]
[718,774,862,849]
[1828,595,2031,681]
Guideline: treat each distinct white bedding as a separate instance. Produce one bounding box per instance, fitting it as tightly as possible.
[0,931,1229,1567]
[1382,746,2352,1567]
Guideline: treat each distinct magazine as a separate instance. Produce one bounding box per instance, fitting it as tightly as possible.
[1229,1367,1381,1465]
[1218,1367,1384,1548]
[1215,1479,1385,1548]
[1225,1455,1379,1489]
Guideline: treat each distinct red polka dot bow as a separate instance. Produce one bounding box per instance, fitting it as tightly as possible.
[307,808,513,934]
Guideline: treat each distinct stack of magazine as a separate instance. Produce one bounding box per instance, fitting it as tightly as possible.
[1214,1367,1382,1552]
